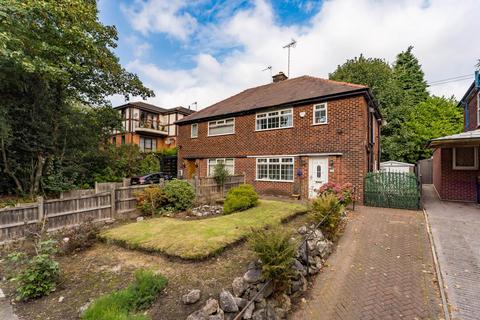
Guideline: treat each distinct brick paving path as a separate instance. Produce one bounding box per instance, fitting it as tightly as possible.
[423,185,480,320]
[292,206,442,320]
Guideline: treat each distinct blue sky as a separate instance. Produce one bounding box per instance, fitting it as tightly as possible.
[98,0,480,109]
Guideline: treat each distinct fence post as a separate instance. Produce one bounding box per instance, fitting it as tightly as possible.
[95,181,99,194]
[243,172,246,184]
[194,175,199,197]
[110,189,116,218]
[37,196,44,222]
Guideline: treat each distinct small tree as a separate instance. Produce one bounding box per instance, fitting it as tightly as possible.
[213,163,230,196]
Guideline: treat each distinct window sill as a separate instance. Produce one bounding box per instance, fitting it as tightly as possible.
[255,126,294,132]
[207,132,235,137]
[255,179,294,183]
[312,122,328,126]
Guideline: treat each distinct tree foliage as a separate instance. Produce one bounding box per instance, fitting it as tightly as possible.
[330,46,461,163]
[0,0,153,196]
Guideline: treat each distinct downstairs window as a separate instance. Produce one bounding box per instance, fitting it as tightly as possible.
[453,147,478,170]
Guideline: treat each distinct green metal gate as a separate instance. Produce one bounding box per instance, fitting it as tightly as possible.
[364,172,420,210]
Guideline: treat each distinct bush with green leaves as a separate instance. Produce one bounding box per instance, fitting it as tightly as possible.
[249,227,297,291]
[138,153,160,175]
[310,193,344,237]
[9,240,60,301]
[163,179,195,211]
[82,269,168,320]
[223,184,259,214]
[135,186,167,216]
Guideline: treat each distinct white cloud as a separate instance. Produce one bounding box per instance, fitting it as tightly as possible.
[118,0,480,109]
[121,0,197,40]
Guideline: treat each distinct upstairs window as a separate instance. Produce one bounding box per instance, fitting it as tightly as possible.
[453,147,478,170]
[208,118,235,136]
[191,123,198,138]
[313,103,327,124]
[256,109,293,131]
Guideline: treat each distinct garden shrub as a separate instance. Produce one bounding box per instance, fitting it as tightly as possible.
[58,218,100,255]
[249,227,297,291]
[317,182,354,206]
[162,179,195,211]
[223,184,259,214]
[138,153,160,175]
[9,240,60,301]
[82,269,167,320]
[135,186,167,216]
[310,193,344,237]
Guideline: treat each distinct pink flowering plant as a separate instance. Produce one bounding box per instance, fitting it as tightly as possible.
[316,182,354,206]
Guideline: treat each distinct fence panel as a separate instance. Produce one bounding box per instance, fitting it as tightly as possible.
[417,159,433,184]
[43,192,113,231]
[115,183,164,216]
[0,204,39,242]
[194,175,245,202]
[364,172,420,210]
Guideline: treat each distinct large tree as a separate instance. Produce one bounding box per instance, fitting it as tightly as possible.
[329,54,401,118]
[392,46,428,107]
[329,47,459,163]
[0,0,154,195]
[384,96,463,163]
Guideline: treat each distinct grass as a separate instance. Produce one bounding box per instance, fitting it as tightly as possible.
[82,269,167,320]
[101,199,307,260]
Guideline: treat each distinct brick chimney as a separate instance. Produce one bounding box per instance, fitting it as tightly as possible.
[272,71,288,83]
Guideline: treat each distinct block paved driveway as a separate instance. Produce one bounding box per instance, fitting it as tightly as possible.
[423,185,480,320]
[292,206,442,320]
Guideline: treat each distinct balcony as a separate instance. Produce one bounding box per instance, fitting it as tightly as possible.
[134,120,169,136]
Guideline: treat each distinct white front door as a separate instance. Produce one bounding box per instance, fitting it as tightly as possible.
[308,157,329,198]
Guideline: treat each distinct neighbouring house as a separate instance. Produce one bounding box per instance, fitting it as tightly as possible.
[111,102,195,152]
[380,161,415,174]
[427,72,480,202]
[175,72,381,201]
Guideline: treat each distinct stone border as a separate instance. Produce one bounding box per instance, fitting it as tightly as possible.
[185,222,336,320]
[423,208,451,320]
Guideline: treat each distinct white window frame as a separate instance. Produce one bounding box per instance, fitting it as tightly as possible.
[191,123,198,138]
[255,157,295,182]
[313,103,328,125]
[207,118,235,136]
[255,108,293,131]
[207,158,235,176]
[453,146,478,170]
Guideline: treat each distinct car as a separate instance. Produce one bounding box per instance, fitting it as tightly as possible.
[130,172,173,185]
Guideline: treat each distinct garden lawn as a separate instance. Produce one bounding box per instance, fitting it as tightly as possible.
[101,200,307,260]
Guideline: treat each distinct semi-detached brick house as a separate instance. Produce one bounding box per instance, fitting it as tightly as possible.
[175,73,382,201]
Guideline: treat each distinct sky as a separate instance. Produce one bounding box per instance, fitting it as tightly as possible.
[98,0,480,110]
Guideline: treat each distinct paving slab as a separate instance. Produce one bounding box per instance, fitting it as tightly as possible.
[423,185,480,320]
[292,206,442,320]
[0,289,18,320]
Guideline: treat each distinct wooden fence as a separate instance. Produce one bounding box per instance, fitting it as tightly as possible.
[190,174,246,203]
[0,176,244,243]
[0,183,153,243]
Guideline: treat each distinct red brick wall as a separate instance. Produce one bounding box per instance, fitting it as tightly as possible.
[435,147,479,202]
[178,95,375,201]
[464,89,479,132]
[432,148,442,196]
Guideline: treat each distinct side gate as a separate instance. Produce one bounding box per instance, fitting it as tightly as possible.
[364,172,421,210]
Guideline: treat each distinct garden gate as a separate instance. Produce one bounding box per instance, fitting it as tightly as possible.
[364,172,421,210]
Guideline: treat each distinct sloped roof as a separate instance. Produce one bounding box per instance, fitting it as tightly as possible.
[380,161,415,167]
[114,102,194,116]
[176,75,370,124]
[115,101,168,113]
[427,129,480,147]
